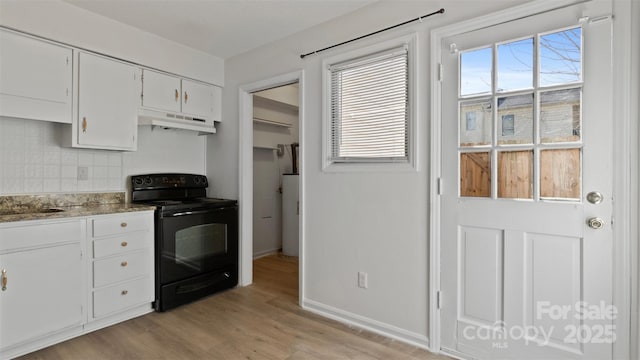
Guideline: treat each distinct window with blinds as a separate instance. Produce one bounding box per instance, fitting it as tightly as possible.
[329,46,409,163]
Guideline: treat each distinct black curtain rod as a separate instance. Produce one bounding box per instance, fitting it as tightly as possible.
[300,8,445,59]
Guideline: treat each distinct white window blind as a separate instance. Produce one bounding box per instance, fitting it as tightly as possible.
[330,46,409,162]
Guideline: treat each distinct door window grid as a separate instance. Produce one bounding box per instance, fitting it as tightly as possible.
[457,26,583,201]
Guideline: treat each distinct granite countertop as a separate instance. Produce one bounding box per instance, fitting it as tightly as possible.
[0,193,156,223]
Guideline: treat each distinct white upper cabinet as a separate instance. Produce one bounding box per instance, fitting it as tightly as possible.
[140,69,181,113]
[140,69,220,132]
[76,52,140,151]
[181,79,214,120]
[0,29,72,123]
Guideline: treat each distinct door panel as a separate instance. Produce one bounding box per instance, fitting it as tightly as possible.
[440,2,613,359]
[460,227,503,325]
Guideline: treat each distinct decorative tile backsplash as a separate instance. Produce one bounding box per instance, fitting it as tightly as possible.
[0,118,124,195]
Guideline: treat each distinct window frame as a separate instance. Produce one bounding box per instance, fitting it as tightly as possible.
[322,34,418,172]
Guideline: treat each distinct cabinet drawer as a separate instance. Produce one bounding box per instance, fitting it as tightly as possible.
[93,250,151,288]
[92,214,149,238]
[93,232,149,258]
[0,220,83,252]
[93,277,152,318]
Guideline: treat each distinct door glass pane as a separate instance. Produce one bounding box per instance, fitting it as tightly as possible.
[540,88,581,143]
[540,149,581,200]
[460,152,491,197]
[460,99,492,147]
[460,47,492,96]
[540,27,582,86]
[497,38,534,92]
[497,94,533,145]
[498,151,533,199]
[175,224,227,270]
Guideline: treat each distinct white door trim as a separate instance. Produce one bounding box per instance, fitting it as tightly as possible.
[238,70,305,304]
[428,0,636,357]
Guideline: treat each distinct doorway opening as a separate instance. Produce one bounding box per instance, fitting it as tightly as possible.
[238,70,304,306]
[252,83,300,297]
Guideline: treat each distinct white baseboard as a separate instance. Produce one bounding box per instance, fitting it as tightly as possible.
[302,298,429,350]
[253,248,281,259]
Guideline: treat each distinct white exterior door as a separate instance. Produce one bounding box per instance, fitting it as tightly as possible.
[440,2,614,359]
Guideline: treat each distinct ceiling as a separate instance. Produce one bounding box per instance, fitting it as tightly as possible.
[64,0,377,59]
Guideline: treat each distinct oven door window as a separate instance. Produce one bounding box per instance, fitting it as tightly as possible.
[160,208,238,284]
[175,223,226,270]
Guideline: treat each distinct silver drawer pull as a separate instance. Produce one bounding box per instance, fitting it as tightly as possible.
[121,290,128,295]
[121,261,128,267]
[121,241,128,247]
[120,222,128,228]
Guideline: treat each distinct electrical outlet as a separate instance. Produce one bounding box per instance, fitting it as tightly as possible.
[77,166,89,181]
[276,144,285,157]
[358,271,368,289]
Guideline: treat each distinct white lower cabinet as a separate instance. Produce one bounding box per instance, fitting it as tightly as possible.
[88,212,154,322]
[0,220,84,358]
[93,277,152,318]
[0,210,154,359]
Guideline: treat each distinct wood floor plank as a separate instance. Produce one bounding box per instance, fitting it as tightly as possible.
[19,254,448,360]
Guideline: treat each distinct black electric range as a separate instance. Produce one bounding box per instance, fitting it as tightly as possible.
[131,173,238,312]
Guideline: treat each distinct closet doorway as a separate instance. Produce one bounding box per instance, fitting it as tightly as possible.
[252,83,300,259]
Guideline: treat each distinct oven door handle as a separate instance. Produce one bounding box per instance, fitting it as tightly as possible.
[166,208,228,217]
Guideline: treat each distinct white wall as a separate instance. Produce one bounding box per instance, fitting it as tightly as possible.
[0,0,223,85]
[122,127,206,196]
[208,0,528,346]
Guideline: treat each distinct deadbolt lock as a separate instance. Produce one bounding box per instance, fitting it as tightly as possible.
[586,191,603,204]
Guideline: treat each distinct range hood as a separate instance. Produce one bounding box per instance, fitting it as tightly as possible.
[138,108,216,134]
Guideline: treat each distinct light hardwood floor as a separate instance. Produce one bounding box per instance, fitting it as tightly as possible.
[21,254,448,359]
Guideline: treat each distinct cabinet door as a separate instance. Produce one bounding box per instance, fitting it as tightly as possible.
[141,70,181,113]
[0,29,72,123]
[181,79,213,122]
[77,53,140,150]
[0,243,82,349]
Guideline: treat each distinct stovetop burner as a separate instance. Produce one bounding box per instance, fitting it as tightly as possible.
[130,174,237,212]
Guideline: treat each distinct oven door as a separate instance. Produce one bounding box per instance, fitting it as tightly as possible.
[159,206,238,285]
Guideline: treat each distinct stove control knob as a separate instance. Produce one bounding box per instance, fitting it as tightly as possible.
[133,178,144,186]
[194,177,201,185]
[144,177,152,185]
[200,176,208,186]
